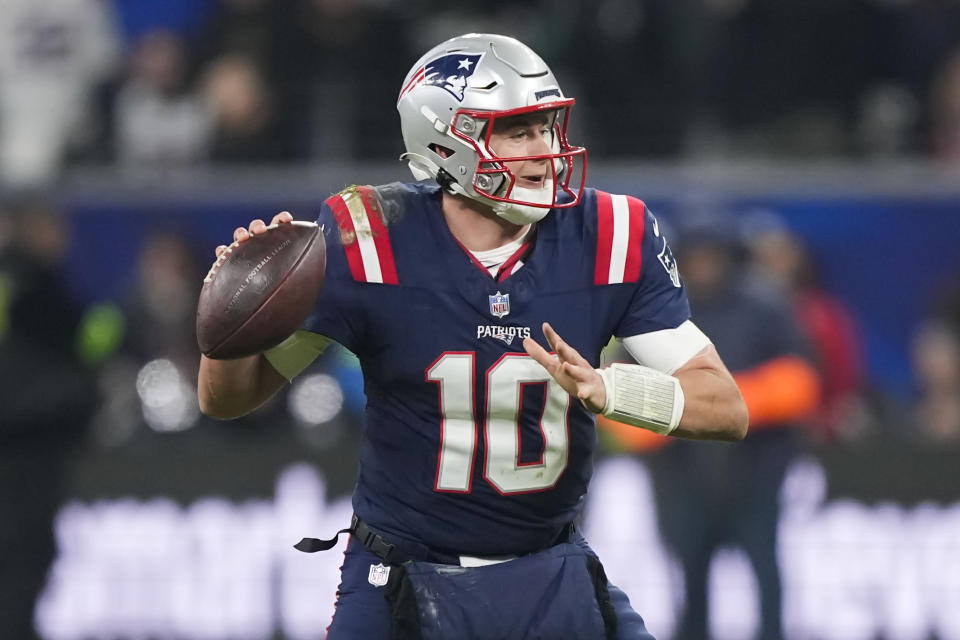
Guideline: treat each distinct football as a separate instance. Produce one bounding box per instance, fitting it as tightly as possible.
[197,220,326,359]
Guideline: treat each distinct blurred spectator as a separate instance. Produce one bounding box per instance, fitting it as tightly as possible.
[202,53,288,163]
[693,0,890,157]
[910,321,960,442]
[930,47,960,161]
[890,0,960,107]
[92,230,206,444]
[193,0,311,160]
[123,231,205,369]
[601,213,820,640]
[3,0,957,167]
[0,0,120,187]
[301,0,413,159]
[90,226,355,455]
[659,219,818,640]
[114,29,213,170]
[746,216,866,440]
[546,0,687,156]
[5,0,956,165]
[0,196,97,639]
[93,229,305,445]
[855,83,921,158]
[194,0,302,74]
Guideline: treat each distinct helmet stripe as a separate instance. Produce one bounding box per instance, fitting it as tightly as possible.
[397,66,426,103]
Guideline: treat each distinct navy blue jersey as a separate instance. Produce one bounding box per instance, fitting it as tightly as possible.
[302,182,689,556]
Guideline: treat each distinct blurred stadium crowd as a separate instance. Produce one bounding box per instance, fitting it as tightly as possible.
[4,0,955,441]
[3,1,960,639]
[2,0,960,186]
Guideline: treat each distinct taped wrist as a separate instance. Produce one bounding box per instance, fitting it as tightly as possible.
[596,363,684,435]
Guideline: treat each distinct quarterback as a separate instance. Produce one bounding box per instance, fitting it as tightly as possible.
[199,33,747,640]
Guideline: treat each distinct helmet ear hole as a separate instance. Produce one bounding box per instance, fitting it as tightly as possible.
[429,143,455,159]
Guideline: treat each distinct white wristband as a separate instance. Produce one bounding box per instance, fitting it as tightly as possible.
[596,363,684,435]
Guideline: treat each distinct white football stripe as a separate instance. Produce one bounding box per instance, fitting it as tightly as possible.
[342,191,384,283]
[608,194,630,284]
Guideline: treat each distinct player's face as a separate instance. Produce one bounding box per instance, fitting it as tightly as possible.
[487,113,555,191]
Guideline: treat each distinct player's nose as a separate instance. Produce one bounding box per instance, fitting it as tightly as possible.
[529,135,552,157]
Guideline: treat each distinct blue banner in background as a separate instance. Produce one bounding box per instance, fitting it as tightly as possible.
[61,189,960,398]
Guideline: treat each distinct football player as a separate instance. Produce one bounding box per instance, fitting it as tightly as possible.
[198,33,748,640]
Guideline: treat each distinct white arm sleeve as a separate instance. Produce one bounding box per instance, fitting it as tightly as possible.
[620,320,712,374]
[264,331,332,381]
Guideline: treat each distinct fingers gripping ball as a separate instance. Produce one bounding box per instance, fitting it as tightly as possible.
[197,221,326,359]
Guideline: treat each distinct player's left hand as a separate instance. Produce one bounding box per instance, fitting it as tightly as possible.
[524,322,606,413]
[214,211,293,259]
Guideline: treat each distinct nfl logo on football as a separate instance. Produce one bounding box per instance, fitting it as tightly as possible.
[368,562,390,587]
[489,291,510,318]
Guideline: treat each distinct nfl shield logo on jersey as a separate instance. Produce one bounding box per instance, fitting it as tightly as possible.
[368,562,390,587]
[489,291,511,318]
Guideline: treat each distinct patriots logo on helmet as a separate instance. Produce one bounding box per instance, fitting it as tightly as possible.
[413,53,483,102]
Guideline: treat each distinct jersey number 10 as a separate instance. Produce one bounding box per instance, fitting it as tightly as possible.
[427,352,571,494]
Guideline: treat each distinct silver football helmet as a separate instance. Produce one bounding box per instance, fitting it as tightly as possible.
[397,33,587,225]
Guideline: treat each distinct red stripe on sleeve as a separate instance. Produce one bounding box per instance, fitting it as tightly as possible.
[356,186,399,284]
[594,191,614,285]
[327,193,367,282]
[623,196,646,282]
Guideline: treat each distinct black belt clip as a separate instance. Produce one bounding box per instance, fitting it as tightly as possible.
[352,514,410,564]
[293,514,409,564]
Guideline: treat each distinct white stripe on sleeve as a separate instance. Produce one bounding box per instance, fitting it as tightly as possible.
[342,190,384,283]
[608,194,630,284]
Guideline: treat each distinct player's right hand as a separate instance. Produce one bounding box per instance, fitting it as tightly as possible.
[214,211,293,258]
[524,322,607,413]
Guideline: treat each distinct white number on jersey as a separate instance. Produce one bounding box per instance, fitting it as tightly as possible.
[428,352,571,494]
